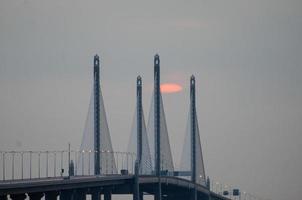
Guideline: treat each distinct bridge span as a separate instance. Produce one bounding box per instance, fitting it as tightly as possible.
[0,175,229,200]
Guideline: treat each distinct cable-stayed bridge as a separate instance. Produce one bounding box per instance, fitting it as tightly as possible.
[0,55,240,200]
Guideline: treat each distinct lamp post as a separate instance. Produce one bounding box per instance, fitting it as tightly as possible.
[215,182,220,194]
[2,152,5,181]
[21,152,24,179]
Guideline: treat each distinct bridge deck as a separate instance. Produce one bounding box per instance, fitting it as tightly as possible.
[0,175,229,200]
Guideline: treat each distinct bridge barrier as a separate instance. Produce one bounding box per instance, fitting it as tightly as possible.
[0,150,136,181]
[0,150,180,181]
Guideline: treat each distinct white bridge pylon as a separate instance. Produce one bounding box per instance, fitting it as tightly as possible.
[127,106,152,175]
[147,92,175,173]
[78,85,117,175]
[180,77,206,186]
[179,110,206,185]
[128,92,175,175]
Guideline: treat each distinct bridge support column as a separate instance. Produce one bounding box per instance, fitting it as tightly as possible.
[198,193,210,200]
[154,182,162,200]
[139,192,143,200]
[10,194,26,200]
[45,192,58,200]
[91,191,101,200]
[60,190,73,200]
[28,192,44,200]
[0,195,7,200]
[190,189,197,200]
[74,189,86,200]
[104,191,111,200]
[133,161,140,200]
[165,195,172,200]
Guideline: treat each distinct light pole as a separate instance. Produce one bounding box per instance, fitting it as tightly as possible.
[12,152,15,180]
[54,152,57,177]
[21,152,24,179]
[2,152,5,181]
[38,152,41,178]
[242,191,247,200]
[30,151,32,179]
[215,182,220,194]
[88,150,91,175]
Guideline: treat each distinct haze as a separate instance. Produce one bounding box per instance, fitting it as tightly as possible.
[0,1,302,200]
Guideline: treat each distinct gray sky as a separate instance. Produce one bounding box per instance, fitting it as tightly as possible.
[1,0,302,199]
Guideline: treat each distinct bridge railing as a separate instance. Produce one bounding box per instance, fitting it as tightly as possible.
[0,150,136,181]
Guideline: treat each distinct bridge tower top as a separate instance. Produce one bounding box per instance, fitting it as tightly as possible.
[93,54,101,175]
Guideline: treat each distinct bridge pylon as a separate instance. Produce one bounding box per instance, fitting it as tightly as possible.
[180,76,206,187]
[93,55,101,175]
[134,76,143,200]
[93,54,101,200]
[190,75,197,200]
[154,54,162,200]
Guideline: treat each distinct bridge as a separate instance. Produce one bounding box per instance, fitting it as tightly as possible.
[0,55,240,200]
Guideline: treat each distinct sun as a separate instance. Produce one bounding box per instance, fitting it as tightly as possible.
[160,83,183,94]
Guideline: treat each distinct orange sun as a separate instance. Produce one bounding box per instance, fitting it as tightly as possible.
[160,83,183,94]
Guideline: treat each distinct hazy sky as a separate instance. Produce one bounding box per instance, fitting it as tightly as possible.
[1,0,302,200]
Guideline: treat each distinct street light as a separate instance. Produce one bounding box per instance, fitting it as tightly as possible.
[2,152,5,181]
[88,150,92,175]
[242,191,247,200]
[21,152,24,179]
[215,181,220,194]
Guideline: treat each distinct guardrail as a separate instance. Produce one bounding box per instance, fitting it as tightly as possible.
[0,150,136,181]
